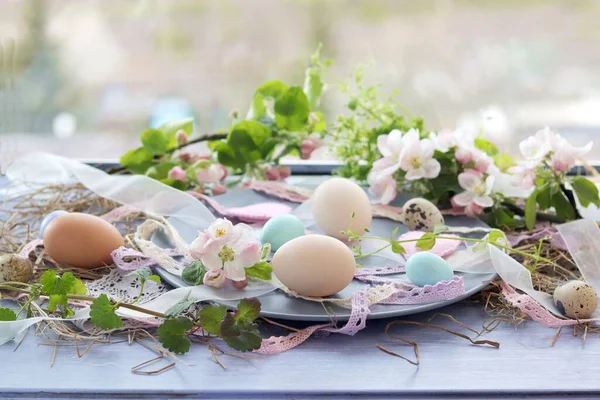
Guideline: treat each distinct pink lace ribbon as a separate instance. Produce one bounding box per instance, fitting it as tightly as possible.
[188,191,291,223]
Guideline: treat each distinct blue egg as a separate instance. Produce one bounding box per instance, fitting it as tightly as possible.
[260,214,305,251]
[40,210,69,237]
[405,252,454,286]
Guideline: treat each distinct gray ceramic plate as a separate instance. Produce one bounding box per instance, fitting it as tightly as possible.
[153,188,496,321]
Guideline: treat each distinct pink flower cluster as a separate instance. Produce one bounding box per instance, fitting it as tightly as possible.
[167,158,229,195]
[189,219,262,288]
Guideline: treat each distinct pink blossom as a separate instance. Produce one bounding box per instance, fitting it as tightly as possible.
[452,169,495,212]
[266,165,291,181]
[203,269,226,288]
[377,129,405,157]
[212,183,227,195]
[508,165,536,190]
[455,147,473,165]
[369,175,398,205]
[429,129,455,153]
[192,220,262,282]
[175,129,188,145]
[450,196,484,217]
[197,164,226,183]
[300,134,324,160]
[278,166,291,180]
[167,166,186,182]
[398,129,441,180]
[232,277,248,289]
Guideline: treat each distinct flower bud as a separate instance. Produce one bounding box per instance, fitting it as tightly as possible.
[167,166,186,182]
[203,269,226,288]
[175,129,188,145]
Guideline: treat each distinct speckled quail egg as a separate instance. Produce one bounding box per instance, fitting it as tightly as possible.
[553,280,598,319]
[0,254,34,283]
[401,198,444,232]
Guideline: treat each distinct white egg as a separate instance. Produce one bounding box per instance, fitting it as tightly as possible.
[272,234,356,297]
[310,178,372,240]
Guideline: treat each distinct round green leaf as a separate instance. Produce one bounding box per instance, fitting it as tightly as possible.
[141,129,170,155]
[274,86,310,131]
[120,147,154,174]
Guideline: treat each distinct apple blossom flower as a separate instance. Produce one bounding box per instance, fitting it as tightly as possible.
[398,129,441,180]
[508,164,536,190]
[451,195,484,217]
[368,175,397,205]
[300,133,324,160]
[192,220,261,282]
[167,166,186,182]
[197,164,226,183]
[429,129,455,153]
[203,269,226,288]
[212,183,227,195]
[519,134,550,161]
[377,129,405,157]
[175,129,188,145]
[452,169,495,212]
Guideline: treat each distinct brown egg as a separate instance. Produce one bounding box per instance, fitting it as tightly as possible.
[43,213,124,269]
[272,234,356,297]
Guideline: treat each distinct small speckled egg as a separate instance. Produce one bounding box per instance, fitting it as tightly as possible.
[553,280,598,319]
[310,178,372,240]
[260,214,305,251]
[40,210,69,237]
[0,254,34,283]
[272,234,356,297]
[405,252,453,286]
[402,198,444,232]
[43,213,124,269]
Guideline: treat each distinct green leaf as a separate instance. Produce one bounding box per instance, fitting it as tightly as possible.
[146,161,178,180]
[40,271,81,296]
[260,243,271,260]
[572,177,600,208]
[244,261,273,281]
[487,230,505,245]
[181,261,206,286]
[148,275,161,284]
[255,80,289,100]
[390,226,400,240]
[159,118,194,138]
[416,232,436,250]
[274,86,310,131]
[157,317,193,354]
[47,294,67,312]
[525,190,538,230]
[433,225,449,234]
[493,153,515,172]
[304,65,325,110]
[141,129,170,155]
[234,298,261,324]
[0,308,17,321]
[536,185,552,210]
[552,191,576,220]
[165,298,196,317]
[198,304,228,336]
[212,142,241,169]
[391,241,406,254]
[308,111,327,133]
[159,178,188,190]
[474,138,499,156]
[89,294,122,330]
[230,120,271,146]
[220,314,262,352]
[119,147,154,174]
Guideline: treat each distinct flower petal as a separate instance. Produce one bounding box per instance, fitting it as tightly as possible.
[421,159,441,179]
[474,195,494,208]
[404,167,423,181]
[453,191,474,206]
[387,129,404,154]
[458,171,481,191]
[224,261,247,281]
[377,135,392,157]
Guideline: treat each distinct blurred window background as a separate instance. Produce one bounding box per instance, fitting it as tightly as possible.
[1,0,599,168]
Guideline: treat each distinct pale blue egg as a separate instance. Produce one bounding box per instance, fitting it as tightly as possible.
[40,210,69,237]
[405,252,454,286]
[260,214,305,251]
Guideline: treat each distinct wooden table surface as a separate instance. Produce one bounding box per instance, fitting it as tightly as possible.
[1,174,598,399]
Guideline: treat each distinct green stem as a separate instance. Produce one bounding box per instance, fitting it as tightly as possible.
[131,281,146,305]
[67,295,167,319]
[356,243,392,259]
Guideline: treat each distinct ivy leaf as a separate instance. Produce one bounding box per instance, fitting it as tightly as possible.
[198,304,228,336]
[127,267,160,284]
[90,294,122,330]
[119,147,154,174]
[157,317,193,354]
[181,261,206,286]
[220,314,262,352]
[40,270,82,296]
[571,177,600,208]
[416,232,436,250]
[244,261,273,281]
[391,241,406,254]
[141,129,170,155]
[433,224,449,234]
[525,189,538,230]
[234,298,261,324]
[47,294,67,312]
[165,298,196,317]
[274,86,310,131]
[0,307,17,321]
